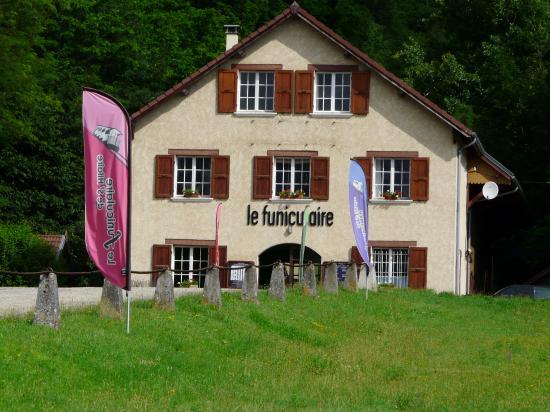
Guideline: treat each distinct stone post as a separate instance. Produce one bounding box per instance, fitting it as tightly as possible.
[99,278,124,318]
[203,267,222,306]
[303,262,318,297]
[241,265,259,303]
[323,262,338,293]
[367,267,378,292]
[268,262,286,301]
[33,272,61,329]
[357,265,367,290]
[153,269,175,311]
[343,263,358,292]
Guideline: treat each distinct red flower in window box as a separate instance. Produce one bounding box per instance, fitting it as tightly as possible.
[278,189,292,199]
[383,190,401,200]
[183,189,200,198]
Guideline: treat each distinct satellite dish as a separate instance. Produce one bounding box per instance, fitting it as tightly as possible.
[482,181,499,200]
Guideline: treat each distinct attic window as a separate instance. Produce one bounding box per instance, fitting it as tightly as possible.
[314,72,351,113]
[238,72,275,112]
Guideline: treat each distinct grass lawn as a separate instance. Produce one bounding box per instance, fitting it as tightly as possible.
[0,288,548,411]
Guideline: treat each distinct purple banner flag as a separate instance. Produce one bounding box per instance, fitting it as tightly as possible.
[82,88,131,289]
[348,160,370,266]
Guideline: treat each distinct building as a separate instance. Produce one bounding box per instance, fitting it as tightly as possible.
[130,3,520,294]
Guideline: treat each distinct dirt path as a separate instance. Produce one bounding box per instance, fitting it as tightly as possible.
[0,287,228,317]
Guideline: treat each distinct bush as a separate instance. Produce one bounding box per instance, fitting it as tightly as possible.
[62,220,102,287]
[0,224,57,286]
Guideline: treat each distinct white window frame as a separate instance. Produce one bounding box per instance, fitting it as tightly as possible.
[173,156,211,198]
[313,72,351,113]
[172,246,209,285]
[372,248,409,288]
[271,157,311,198]
[372,158,411,199]
[236,71,275,113]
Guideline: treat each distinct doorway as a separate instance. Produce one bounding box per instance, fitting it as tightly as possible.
[258,243,321,287]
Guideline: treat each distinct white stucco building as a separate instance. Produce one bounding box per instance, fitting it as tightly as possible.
[130,3,520,294]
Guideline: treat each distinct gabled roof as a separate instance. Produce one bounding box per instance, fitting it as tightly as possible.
[131,2,520,191]
[131,1,471,136]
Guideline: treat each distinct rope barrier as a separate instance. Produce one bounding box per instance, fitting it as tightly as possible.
[0,260,369,277]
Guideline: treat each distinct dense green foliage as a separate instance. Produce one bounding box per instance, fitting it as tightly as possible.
[0,289,548,410]
[1,1,549,274]
[0,223,57,285]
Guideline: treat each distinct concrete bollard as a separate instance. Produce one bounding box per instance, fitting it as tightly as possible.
[343,263,358,292]
[241,266,259,303]
[357,265,367,290]
[33,272,61,329]
[203,267,222,307]
[153,269,175,311]
[99,278,124,318]
[303,263,318,297]
[268,262,286,301]
[323,262,338,294]
[367,267,378,292]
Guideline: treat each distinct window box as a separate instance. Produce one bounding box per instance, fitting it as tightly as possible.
[183,189,201,198]
[383,191,401,200]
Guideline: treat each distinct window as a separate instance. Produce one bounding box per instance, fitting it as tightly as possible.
[373,159,411,199]
[174,157,211,197]
[173,246,209,287]
[373,248,409,288]
[315,72,351,112]
[273,157,311,197]
[238,72,275,112]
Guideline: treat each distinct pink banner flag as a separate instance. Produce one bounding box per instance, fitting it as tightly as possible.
[214,203,223,266]
[82,88,131,289]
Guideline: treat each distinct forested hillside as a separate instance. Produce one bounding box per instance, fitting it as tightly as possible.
[1,0,548,274]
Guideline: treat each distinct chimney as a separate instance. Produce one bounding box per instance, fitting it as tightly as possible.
[224,25,240,50]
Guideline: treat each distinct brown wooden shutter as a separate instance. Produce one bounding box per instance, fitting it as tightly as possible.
[355,157,372,199]
[209,245,228,288]
[351,71,370,114]
[294,71,313,113]
[409,247,427,289]
[275,70,293,113]
[154,155,174,198]
[311,157,330,200]
[411,158,429,201]
[351,246,364,264]
[253,156,272,199]
[218,70,237,113]
[152,244,171,286]
[211,155,230,199]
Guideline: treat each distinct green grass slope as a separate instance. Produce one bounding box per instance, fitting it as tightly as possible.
[0,289,548,411]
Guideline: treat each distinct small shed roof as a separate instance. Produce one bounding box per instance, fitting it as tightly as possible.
[39,234,66,258]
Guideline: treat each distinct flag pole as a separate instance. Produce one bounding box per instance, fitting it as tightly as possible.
[125,105,133,335]
[299,205,310,282]
[82,87,133,334]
